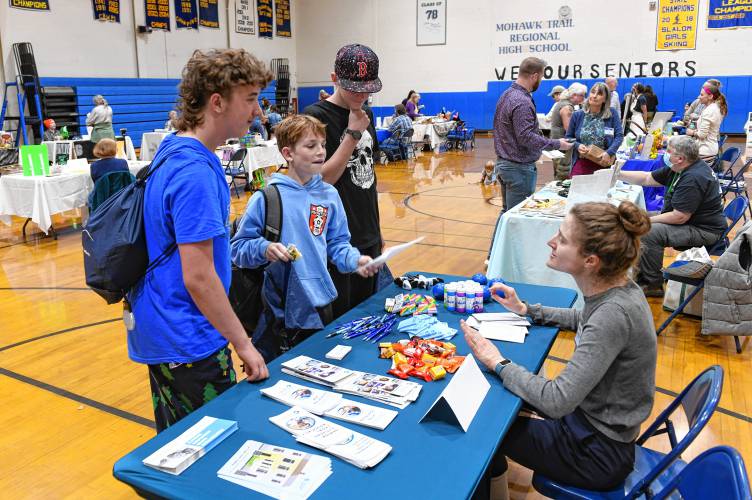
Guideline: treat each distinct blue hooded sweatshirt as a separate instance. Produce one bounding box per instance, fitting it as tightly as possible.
[128,133,231,364]
[231,173,360,327]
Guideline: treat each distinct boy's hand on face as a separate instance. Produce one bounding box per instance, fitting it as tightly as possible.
[355,255,378,277]
[265,242,291,263]
[348,108,370,133]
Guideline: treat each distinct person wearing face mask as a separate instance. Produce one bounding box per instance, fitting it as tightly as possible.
[618,135,726,297]
[464,201,656,500]
[302,44,383,319]
[566,82,624,177]
[685,84,727,162]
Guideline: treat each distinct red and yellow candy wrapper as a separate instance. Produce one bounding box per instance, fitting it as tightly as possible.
[379,336,465,382]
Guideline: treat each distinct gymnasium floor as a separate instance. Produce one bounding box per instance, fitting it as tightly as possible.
[0,135,749,498]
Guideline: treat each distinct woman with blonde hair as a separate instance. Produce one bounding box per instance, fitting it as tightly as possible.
[90,138,128,183]
[86,94,115,143]
[463,201,657,499]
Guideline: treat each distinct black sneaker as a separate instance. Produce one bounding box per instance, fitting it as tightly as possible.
[641,284,665,298]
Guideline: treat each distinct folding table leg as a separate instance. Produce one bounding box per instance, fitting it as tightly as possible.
[22,218,31,239]
[734,336,742,354]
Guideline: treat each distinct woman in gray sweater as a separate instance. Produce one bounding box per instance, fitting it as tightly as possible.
[463,201,657,499]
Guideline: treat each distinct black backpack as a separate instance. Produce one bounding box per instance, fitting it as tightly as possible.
[228,184,282,335]
[82,158,175,305]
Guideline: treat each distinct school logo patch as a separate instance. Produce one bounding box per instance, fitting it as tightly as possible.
[308,204,328,236]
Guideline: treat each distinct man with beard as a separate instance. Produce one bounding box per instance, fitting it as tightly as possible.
[493,57,573,213]
[303,44,383,318]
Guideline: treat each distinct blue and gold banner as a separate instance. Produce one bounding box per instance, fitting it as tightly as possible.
[257,0,273,38]
[198,0,219,29]
[708,0,752,29]
[174,0,197,29]
[9,0,50,10]
[275,0,291,37]
[92,0,120,22]
[145,0,170,30]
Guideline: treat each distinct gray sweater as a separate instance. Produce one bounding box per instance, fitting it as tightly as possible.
[499,280,656,442]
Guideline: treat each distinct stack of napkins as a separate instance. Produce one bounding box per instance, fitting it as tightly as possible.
[142,416,237,475]
[218,440,331,499]
[397,315,457,341]
[466,312,530,344]
[281,355,422,409]
[270,407,392,469]
[262,380,398,430]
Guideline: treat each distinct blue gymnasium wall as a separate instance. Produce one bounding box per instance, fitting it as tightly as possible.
[39,77,278,148]
[299,76,752,134]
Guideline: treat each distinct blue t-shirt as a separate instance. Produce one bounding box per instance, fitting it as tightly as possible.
[128,134,231,364]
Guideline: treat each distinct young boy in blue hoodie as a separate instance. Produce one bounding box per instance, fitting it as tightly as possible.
[128,49,270,432]
[231,114,376,362]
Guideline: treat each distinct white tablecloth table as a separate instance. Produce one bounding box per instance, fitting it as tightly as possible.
[216,141,286,172]
[0,171,93,235]
[140,132,171,161]
[381,117,456,150]
[487,182,645,307]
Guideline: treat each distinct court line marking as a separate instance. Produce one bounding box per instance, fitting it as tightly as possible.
[0,287,91,291]
[545,355,751,424]
[0,367,155,429]
[0,318,121,352]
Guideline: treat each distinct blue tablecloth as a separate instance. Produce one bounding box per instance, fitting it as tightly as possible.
[376,128,391,143]
[621,155,665,212]
[113,272,577,499]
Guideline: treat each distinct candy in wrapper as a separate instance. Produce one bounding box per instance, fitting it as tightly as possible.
[429,365,446,380]
[287,243,302,261]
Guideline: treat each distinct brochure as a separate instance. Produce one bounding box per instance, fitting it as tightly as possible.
[323,399,398,431]
[142,416,237,475]
[218,440,331,499]
[281,356,354,386]
[261,380,343,415]
[269,407,392,469]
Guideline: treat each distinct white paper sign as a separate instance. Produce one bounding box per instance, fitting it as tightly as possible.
[235,0,255,34]
[417,0,447,46]
[420,354,489,432]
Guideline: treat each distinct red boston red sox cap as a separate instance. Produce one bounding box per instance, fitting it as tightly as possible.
[334,44,382,94]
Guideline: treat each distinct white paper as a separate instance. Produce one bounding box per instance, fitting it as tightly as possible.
[420,354,489,432]
[366,237,424,269]
[281,356,354,385]
[565,172,612,210]
[479,322,528,343]
[270,407,392,469]
[217,440,330,500]
[261,381,343,415]
[323,399,398,430]
[471,312,530,325]
[542,150,565,159]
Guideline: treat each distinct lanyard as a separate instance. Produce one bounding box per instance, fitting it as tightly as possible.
[667,171,682,196]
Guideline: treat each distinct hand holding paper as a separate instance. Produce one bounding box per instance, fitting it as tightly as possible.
[460,320,505,371]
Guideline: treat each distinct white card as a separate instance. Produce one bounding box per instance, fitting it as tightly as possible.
[420,354,489,432]
[479,322,528,343]
[325,345,352,360]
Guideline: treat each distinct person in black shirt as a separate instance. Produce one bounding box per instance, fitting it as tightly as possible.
[303,44,383,318]
[618,135,726,297]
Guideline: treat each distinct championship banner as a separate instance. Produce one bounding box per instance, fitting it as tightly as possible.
[145,0,170,30]
[235,0,255,34]
[707,0,752,29]
[92,0,120,23]
[199,0,219,29]
[257,0,273,38]
[9,0,50,10]
[174,0,198,29]
[656,0,698,50]
[275,0,291,37]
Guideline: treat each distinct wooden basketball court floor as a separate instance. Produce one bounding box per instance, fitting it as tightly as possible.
[0,136,749,498]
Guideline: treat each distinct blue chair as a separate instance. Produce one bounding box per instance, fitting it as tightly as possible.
[399,127,416,160]
[719,158,752,219]
[715,147,741,181]
[707,196,750,256]
[652,446,751,500]
[532,365,724,499]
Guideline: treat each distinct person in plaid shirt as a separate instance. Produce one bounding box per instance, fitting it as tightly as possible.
[383,104,413,147]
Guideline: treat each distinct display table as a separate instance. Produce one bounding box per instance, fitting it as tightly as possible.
[216,141,286,172]
[382,117,456,150]
[0,171,93,235]
[619,155,666,212]
[140,131,171,161]
[487,183,645,307]
[113,273,577,499]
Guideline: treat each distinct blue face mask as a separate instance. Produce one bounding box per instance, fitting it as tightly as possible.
[663,153,672,168]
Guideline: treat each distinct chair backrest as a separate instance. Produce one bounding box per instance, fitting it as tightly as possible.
[724,196,750,227]
[630,365,724,497]
[88,170,136,213]
[719,134,728,149]
[225,147,248,170]
[400,129,414,146]
[652,446,751,500]
[719,147,741,176]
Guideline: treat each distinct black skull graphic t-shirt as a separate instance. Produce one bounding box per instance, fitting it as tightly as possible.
[303,99,381,249]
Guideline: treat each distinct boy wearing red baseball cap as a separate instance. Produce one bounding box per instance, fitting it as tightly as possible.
[303,44,384,319]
